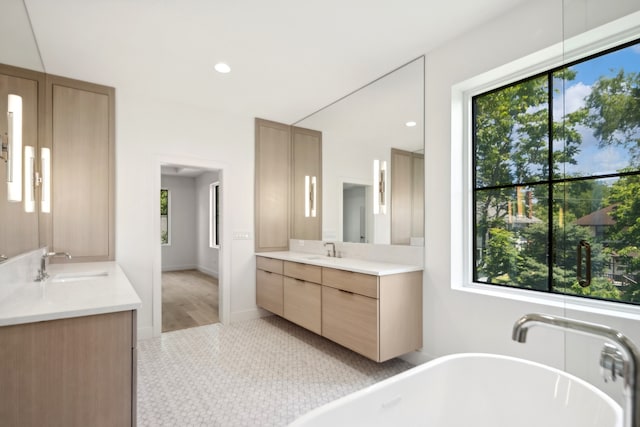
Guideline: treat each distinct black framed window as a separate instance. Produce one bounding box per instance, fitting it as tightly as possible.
[472,38,640,305]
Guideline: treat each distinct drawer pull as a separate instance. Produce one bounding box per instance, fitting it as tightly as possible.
[339,289,354,295]
[262,270,272,275]
[295,278,305,284]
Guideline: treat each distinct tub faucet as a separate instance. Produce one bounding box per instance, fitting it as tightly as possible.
[324,242,336,257]
[512,313,640,427]
[36,252,72,282]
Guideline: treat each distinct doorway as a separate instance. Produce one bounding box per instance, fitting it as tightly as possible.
[156,162,225,334]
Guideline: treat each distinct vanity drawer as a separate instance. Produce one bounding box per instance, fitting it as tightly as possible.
[256,269,283,316]
[256,256,283,274]
[284,277,321,335]
[322,267,379,298]
[322,286,379,361]
[284,261,322,284]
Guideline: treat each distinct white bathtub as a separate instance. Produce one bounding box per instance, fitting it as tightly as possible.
[290,353,623,427]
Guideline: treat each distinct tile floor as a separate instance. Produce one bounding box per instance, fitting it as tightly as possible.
[137,316,414,426]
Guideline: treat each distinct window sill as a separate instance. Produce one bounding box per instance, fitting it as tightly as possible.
[453,281,640,322]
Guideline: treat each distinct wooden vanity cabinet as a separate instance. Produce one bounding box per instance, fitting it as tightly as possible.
[322,268,422,362]
[0,310,137,426]
[256,256,284,316]
[44,75,115,261]
[256,255,422,363]
[283,261,322,334]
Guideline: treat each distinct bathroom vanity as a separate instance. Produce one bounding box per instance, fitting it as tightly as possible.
[256,252,422,362]
[0,261,140,427]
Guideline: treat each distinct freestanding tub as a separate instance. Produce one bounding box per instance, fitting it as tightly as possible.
[290,353,623,427]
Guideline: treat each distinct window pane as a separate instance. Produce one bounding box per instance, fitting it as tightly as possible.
[552,178,628,302]
[553,41,640,179]
[160,189,169,245]
[474,185,549,291]
[474,75,549,188]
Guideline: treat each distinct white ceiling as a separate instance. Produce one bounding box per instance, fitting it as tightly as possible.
[22,0,527,124]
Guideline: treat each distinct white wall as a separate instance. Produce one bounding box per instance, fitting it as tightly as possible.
[160,175,197,271]
[116,91,257,337]
[196,171,220,277]
[422,0,640,405]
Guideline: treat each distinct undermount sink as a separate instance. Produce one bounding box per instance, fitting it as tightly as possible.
[50,271,109,283]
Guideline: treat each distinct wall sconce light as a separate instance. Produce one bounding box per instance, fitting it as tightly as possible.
[305,175,317,218]
[24,145,35,213]
[373,159,387,215]
[6,94,23,202]
[41,147,51,213]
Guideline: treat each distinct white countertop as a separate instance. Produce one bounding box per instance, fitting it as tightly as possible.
[256,251,423,276]
[0,261,141,327]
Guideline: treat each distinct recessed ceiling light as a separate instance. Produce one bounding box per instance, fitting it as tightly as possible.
[214,63,231,73]
[405,121,417,127]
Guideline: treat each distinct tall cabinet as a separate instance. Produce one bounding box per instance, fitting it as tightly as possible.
[42,75,115,261]
[255,118,291,252]
[254,118,322,252]
[0,63,115,262]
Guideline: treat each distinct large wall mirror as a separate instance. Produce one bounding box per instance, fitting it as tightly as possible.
[293,56,424,246]
[0,0,45,260]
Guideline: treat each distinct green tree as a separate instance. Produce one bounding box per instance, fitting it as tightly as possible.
[482,228,519,282]
[583,69,640,163]
[604,175,640,302]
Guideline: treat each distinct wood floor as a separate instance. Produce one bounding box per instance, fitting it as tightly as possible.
[162,270,219,333]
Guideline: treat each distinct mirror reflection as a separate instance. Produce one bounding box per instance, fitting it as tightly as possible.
[294,56,425,245]
[0,0,45,260]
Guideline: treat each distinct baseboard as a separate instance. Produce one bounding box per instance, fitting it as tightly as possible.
[161,264,197,272]
[230,308,270,323]
[399,349,432,365]
[197,265,218,278]
[137,326,154,341]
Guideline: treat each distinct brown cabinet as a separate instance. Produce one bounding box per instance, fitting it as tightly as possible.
[321,267,422,362]
[0,310,137,426]
[256,256,284,316]
[256,255,423,362]
[255,119,291,252]
[44,75,115,261]
[254,119,322,252]
[283,261,322,334]
[322,285,379,360]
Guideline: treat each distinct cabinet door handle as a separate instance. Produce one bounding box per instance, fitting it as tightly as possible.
[338,289,354,295]
[295,278,305,284]
[577,239,591,288]
[262,270,272,275]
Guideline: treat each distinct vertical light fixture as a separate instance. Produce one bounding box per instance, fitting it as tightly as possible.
[41,147,51,213]
[7,94,23,202]
[24,145,35,212]
[305,175,317,218]
[373,159,387,214]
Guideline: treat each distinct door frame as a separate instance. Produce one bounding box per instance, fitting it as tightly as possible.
[152,155,230,336]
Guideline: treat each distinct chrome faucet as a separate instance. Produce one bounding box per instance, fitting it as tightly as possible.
[513,313,640,427]
[324,242,336,257]
[36,251,72,281]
